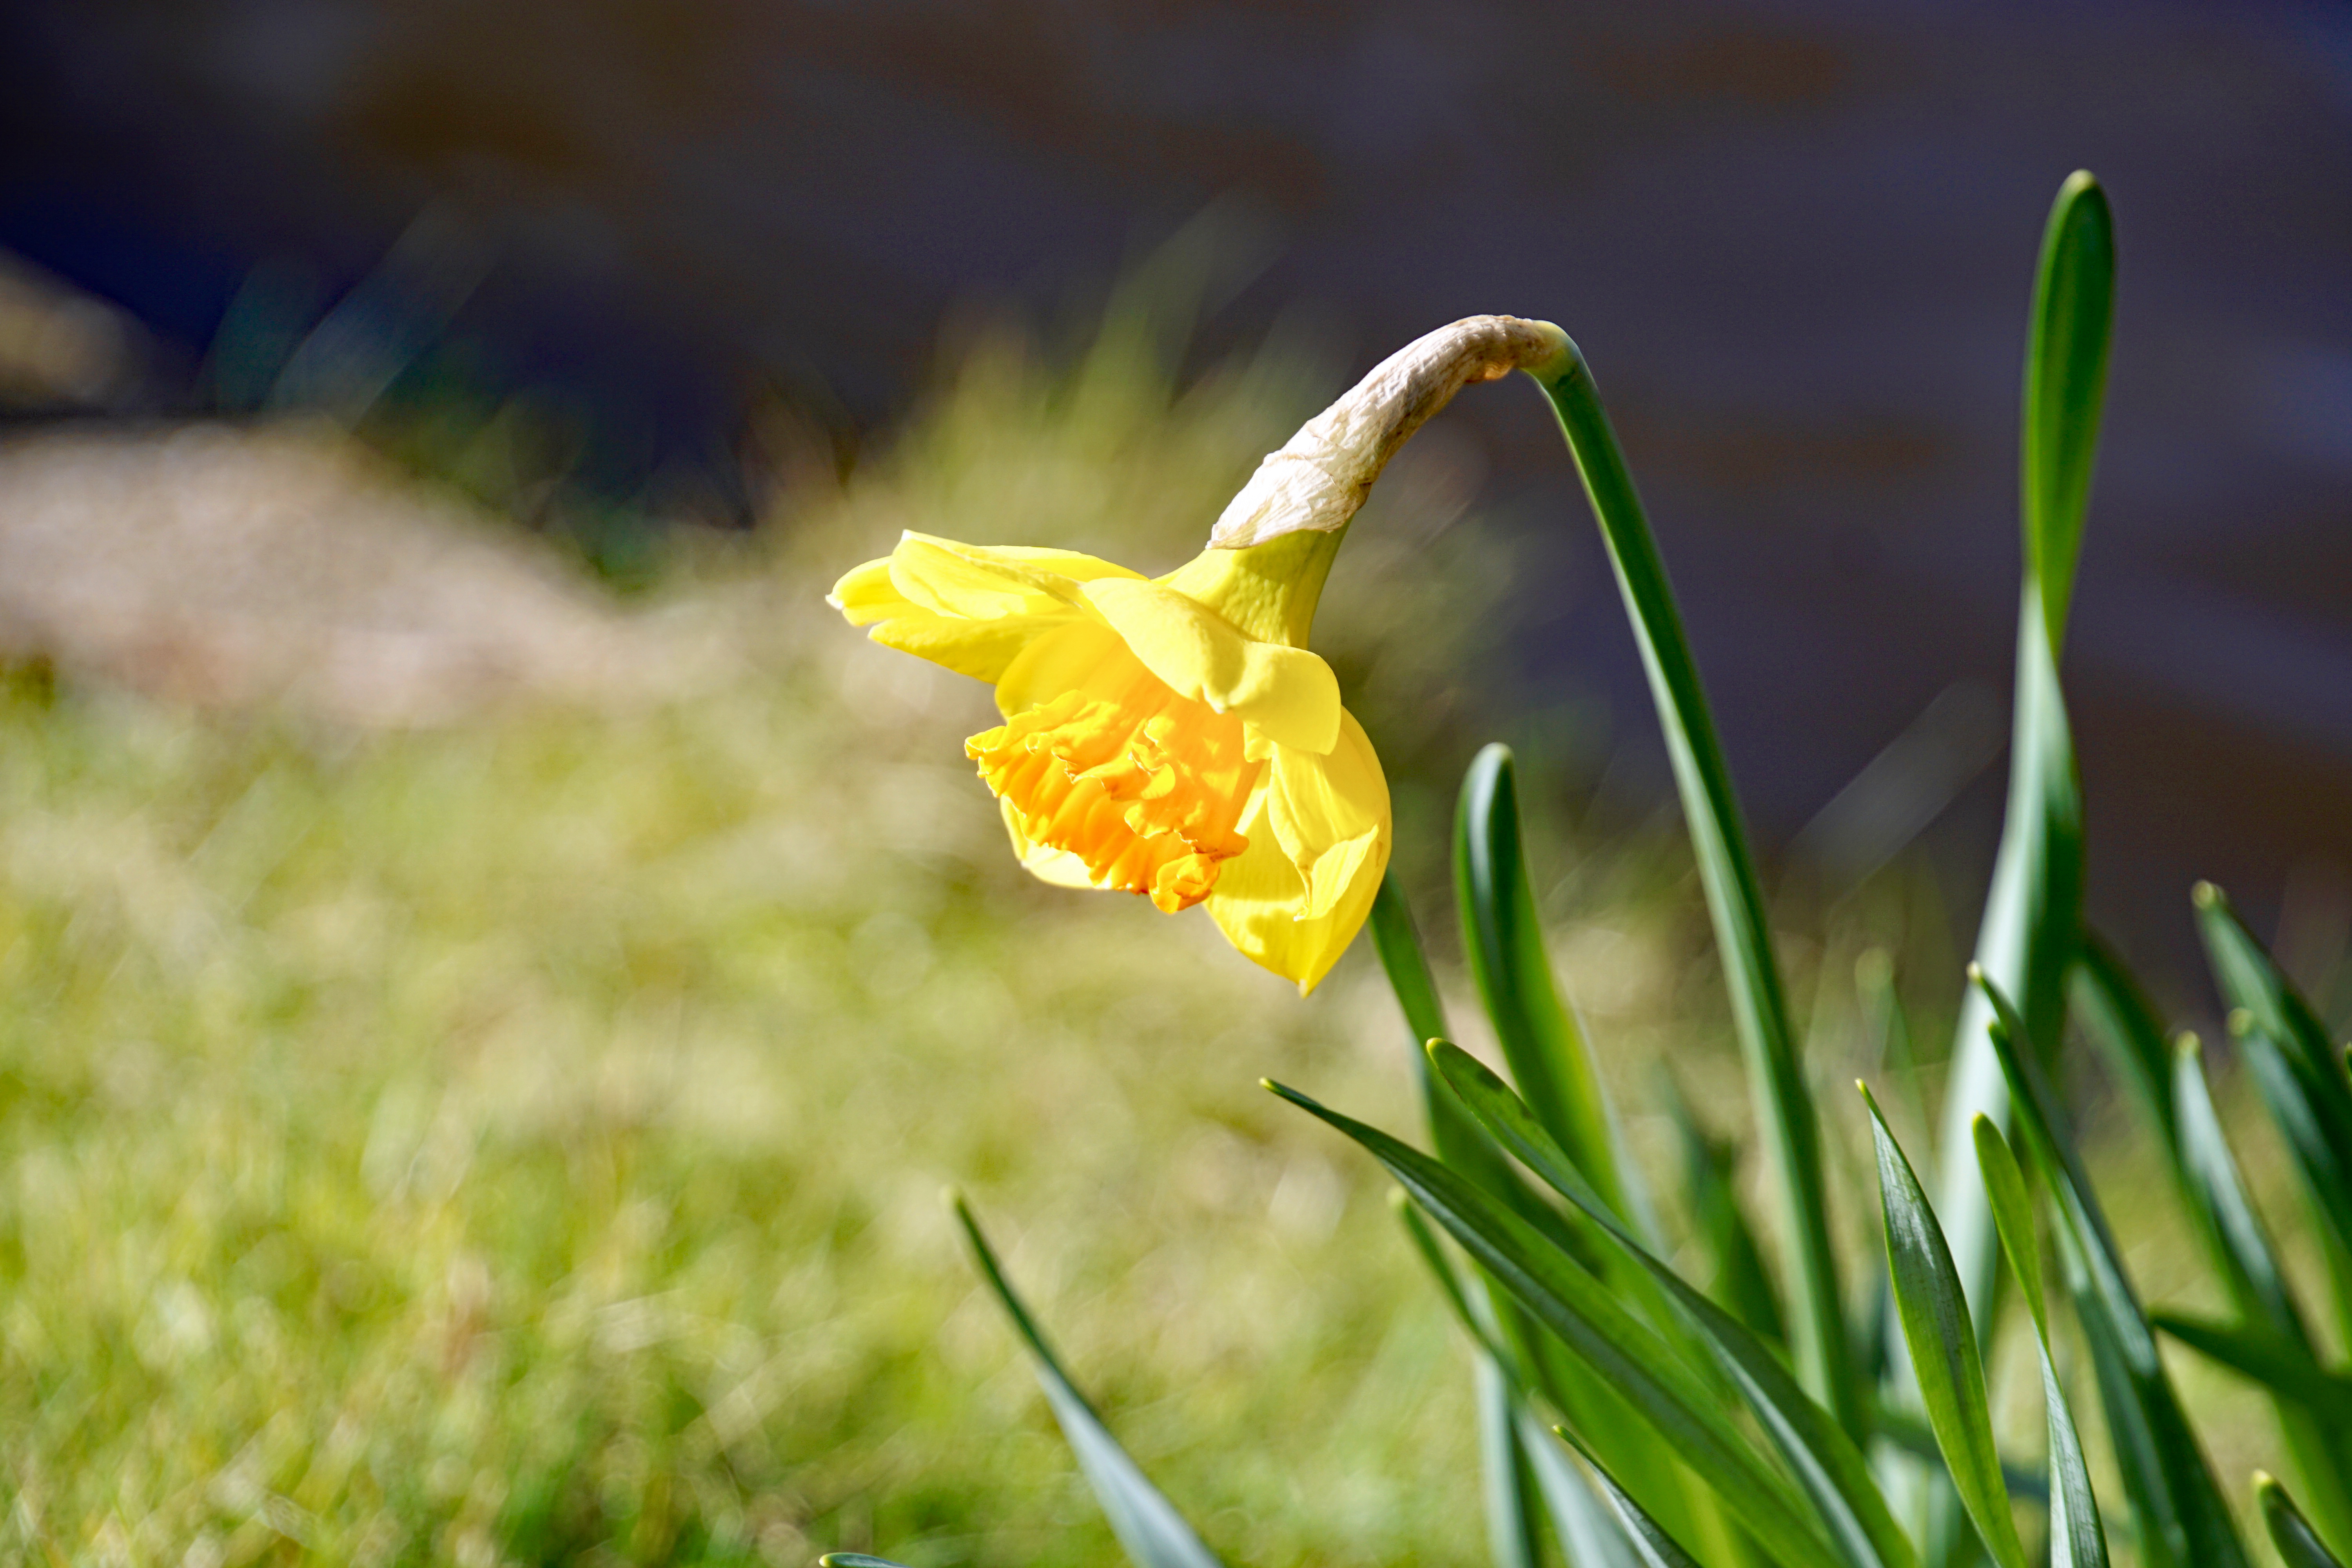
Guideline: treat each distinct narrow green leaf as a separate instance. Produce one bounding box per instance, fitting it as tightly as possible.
[949,1195,1225,1568]
[1399,1194,1662,1568]
[1930,173,2103,1364]
[1971,1116,2047,1335]
[2171,1031,2352,1550]
[2021,169,2115,646]
[1370,870,1452,1057]
[1518,1406,1647,1568]
[1374,881,1715,1550]
[2194,881,2352,1345]
[820,1555,917,1567]
[1454,745,1631,1220]
[1397,1192,1503,1360]
[1436,1043,1915,1568]
[1863,1087,2027,1568]
[2148,1314,2352,1426]
[1975,975,2251,1568]
[2076,941,2352,1553]
[1559,1427,1712,1568]
[1373,876,1526,1200]
[1868,1405,2049,1506]
[1528,347,1855,1440]
[1268,1077,1840,1568]
[2263,1472,2351,1568]
[1974,1116,2109,1568]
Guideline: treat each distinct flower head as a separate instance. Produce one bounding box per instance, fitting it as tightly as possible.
[830,315,1568,993]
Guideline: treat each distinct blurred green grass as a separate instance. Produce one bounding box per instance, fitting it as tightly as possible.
[0,298,2311,1566]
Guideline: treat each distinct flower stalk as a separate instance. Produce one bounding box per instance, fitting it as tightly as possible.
[1528,340,1862,1442]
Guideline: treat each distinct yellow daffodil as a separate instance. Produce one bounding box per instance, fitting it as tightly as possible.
[830,314,1568,994]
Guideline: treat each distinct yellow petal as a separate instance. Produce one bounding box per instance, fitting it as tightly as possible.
[827,557,905,626]
[990,619,1131,719]
[1265,709,1390,920]
[834,533,1141,684]
[867,607,1078,684]
[935,538,1151,584]
[999,797,1099,889]
[1203,713,1390,995]
[1079,577,1341,755]
[889,533,1140,618]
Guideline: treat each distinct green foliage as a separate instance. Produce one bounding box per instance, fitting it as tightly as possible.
[2261,1474,2350,1568]
[1930,175,2104,1403]
[1973,1117,2107,1568]
[1864,1089,2025,1568]
[900,169,2352,1568]
[911,170,2352,1568]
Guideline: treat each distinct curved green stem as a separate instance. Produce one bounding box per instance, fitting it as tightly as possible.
[1526,345,1859,1441]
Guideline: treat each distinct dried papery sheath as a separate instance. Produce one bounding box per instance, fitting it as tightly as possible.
[1208,314,1571,550]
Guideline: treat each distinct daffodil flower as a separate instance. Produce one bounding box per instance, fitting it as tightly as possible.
[831,315,1569,993]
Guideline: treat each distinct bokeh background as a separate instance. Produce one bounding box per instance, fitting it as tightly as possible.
[0,3,2347,1564]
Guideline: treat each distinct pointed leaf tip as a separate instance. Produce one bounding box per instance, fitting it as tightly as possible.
[2259,1470,2349,1568]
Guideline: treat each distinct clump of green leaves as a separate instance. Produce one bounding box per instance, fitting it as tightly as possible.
[890,174,2352,1568]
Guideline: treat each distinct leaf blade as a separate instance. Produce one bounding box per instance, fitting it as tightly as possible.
[1863,1088,2027,1568]
[1559,1427,1713,1568]
[950,1195,1225,1568]
[2194,881,2352,1347]
[1975,975,2251,1568]
[2263,1473,2352,1568]
[1436,1042,1915,1568]
[1454,746,1634,1221]
[1269,1077,1839,1568]
[1973,1116,2108,1568]
[2021,169,2116,645]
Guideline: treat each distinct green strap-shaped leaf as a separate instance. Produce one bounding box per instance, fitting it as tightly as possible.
[2078,933,2352,1553]
[1975,975,2250,1568]
[1433,1043,1913,1568]
[1481,1356,1548,1568]
[2170,1033,2352,1550]
[1517,1408,1647,1568]
[1268,1078,1840,1568]
[1930,173,2105,1359]
[1398,1195,1649,1568]
[1455,746,1636,1223]
[821,1557,918,1567]
[1862,1088,2027,1568]
[1372,875,1577,1245]
[2263,1473,2351,1568]
[2021,170,2115,646]
[1375,877,1718,1554]
[1559,1426,1713,1568]
[2194,882,2352,1348]
[1973,1116,2108,1568]
[949,1195,1225,1568]
[1527,346,1856,1441]
[1370,871,1453,1063]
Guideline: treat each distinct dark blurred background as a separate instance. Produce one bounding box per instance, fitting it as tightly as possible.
[4,0,2350,991]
